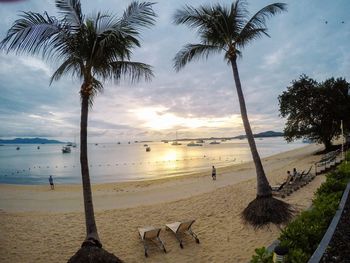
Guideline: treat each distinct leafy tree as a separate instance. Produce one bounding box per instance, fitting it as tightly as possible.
[1,0,156,261]
[279,75,350,151]
[173,0,293,228]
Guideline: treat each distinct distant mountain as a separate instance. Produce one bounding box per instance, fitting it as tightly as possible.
[0,137,64,144]
[233,131,284,139]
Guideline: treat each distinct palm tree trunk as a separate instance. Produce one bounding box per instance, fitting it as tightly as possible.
[230,58,271,197]
[80,90,101,247]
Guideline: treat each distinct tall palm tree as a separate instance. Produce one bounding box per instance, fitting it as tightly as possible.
[173,0,293,228]
[1,0,156,260]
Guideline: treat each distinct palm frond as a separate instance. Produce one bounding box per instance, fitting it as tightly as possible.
[237,3,287,47]
[0,11,64,56]
[122,1,156,30]
[174,43,222,71]
[88,77,104,106]
[90,12,138,63]
[100,61,153,83]
[55,0,83,27]
[50,56,83,85]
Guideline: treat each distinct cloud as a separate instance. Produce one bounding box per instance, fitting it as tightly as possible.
[0,0,349,142]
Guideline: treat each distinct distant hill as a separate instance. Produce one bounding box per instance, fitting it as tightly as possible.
[233,131,284,139]
[0,137,64,144]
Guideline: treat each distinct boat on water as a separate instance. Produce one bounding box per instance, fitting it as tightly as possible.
[62,146,71,153]
[196,139,205,143]
[187,141,202,147]
[162,140,169,143]
[171,131,182,145]
[144,144,148,147]
[302,138,313,143]
[16,146,20,150]
[146,146,151,152]
[37,146,40,149]
[66,142,73,146]
[72,143,77,148]
[209,141,220,144]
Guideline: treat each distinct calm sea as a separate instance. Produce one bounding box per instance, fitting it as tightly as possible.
[0,137,304,185]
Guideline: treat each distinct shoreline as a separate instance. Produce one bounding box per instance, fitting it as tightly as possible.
[0,143,322,213]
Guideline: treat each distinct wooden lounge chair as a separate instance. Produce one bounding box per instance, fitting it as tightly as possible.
[138,226,166,257]
[271,173,294,193]
[165,219,200,248]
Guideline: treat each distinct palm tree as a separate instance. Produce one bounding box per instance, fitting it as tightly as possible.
[1,0,156,261]
[173,0,293,228]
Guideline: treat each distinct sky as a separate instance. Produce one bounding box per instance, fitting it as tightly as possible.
[0,0,349,143]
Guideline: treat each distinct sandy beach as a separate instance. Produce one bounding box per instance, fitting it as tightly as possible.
[0,144,326,263]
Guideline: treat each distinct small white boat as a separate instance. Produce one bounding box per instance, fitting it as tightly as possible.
[62,146,71,153]
[146,146,151,152]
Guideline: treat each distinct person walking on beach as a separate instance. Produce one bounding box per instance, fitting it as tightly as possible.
[212,166,216,180]
[49,175,54,190]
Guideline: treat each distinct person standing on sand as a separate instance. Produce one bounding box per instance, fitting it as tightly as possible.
[49,175,54,190]
[212,166,216,180]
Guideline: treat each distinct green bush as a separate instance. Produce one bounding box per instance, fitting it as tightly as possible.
[250,157,350,262]
[250,247,273,263]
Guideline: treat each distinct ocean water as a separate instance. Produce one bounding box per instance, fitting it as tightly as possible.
[0,137,304,185]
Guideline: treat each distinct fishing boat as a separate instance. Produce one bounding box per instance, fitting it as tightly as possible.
[171,131,182,145]
[62,146,71,153]
[146,146,151,152]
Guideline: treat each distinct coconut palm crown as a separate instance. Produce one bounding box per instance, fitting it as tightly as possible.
[173,0,293,228]
[1,0,156,254]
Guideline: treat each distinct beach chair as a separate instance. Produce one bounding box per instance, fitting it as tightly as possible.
[302,165,314,182]
[138,226,166,257]
[271,173,294,193]
[165,219,200,248]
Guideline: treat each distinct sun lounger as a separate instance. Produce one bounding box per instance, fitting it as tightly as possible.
[165,219,200,248]
[138,226,166,257]
[271,173,294,193]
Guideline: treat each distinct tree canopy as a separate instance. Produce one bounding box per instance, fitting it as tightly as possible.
[279,75,350,151]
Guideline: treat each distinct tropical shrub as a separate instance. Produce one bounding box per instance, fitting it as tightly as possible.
[250,156,350,262]
[250,247,273,263]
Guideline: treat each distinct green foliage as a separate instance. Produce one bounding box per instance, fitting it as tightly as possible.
[279,75,350,150]
[284,248,309,263]
[251,161,350,262]
[250,247,273,263]
[315,177,346,196]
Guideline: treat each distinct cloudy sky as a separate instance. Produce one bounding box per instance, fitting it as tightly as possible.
[0,0,349,143]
